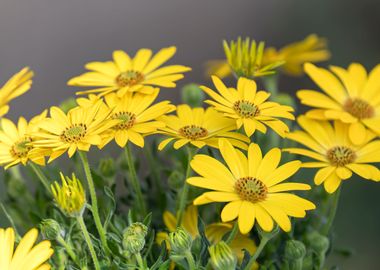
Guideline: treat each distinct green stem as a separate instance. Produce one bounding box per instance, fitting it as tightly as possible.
[262,75,279,97]
[176,147,196,227]
[244,236,270,270]
[124,144,147,217]
[57,235,79,265]
[185,251,196,270]
[78,151,109,253]
[135,252,146,270]
[225,221,238,244]
[144,144,163,195]
[322,186,341,235]
[29,163,51,195]
[77,216,101,270]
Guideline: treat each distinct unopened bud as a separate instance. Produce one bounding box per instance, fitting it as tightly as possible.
[306,231,329,254]
[209,241,237,270]
[284,240,306,261]
[40,219,62,240]
[169,227,192,255]
[122,222,148,254]
[182,84,205,107]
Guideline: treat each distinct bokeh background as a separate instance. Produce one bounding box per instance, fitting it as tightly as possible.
[1,0,380,268]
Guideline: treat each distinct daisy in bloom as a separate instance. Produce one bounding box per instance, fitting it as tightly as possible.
[284,116,380,193]
[0,227,54,270]
[263,34,330,76]
[187,139,315,234]
[68,47,191,97]
[99,89,175,148]
[297,62,380,145]
[201,76,294,137]
[0,112,47,169]
[32,101,116,162]
[0,67,34,117]
[156,206,256,262]
[157,104,249,150]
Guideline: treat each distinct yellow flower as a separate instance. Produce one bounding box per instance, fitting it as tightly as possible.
[201,76,294,137]
[263,34,330,76]
[157,104,249,150]
[0,67,34,117]
[284,116,380,193]
[156,206,256,263]
[188,139,315,234]
[0,112,47,169]
[51,173,86,217]
[99,89,175,148]
[223,37,284,78]
[32,101,116,162]
[297,63,380,145]
[68,47,191,97]
[204,60,231,79]
[0,227,54,270]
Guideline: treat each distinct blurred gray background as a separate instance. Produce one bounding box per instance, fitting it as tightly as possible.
[1,0,380,269]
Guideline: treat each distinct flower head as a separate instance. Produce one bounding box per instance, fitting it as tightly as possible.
[0,227,54,270]
[201,76,295,137]
[188,139,315,234]
[0,67,33,117]
[39,219,62,240]
[51,173,86,217]
[33,101,116,162]
[284,116,380,193]
[263,34,330,76]
[223,37,284,78]
[157,104,249,150]
[297,62,380,145]
[68,47,191,97]
[0,112,47,169]
[98,89,175,148]
[209,241,237,270]
[123,222,148,255]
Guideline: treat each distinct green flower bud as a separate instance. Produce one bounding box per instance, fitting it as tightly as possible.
[122,222,148,254]
[181,84,205,107]
[98,158,116,178]
[209,241,237,270]
[168,170,183,190]
[40,219,62,240]
[127,222,148,238]
[169,227,192,255]
[284,240,306,261]
[59,98,77,113]
[306,231,329,254]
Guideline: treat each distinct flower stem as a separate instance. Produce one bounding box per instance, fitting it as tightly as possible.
[185,251,197,270]
[124,144,147,217]
[57,235,80,265]
[322,186,341,236]
[78,151,109,253]
[77,216,101,270]
[135,252,146,270]
[225,221,238,244]
[244,236,270,270]
[176,147,196,227]
[29,163,51,195]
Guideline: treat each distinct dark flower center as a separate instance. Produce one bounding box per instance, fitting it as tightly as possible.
[116,71,144,87]
[343,98,374,119]
[112,112,136,130]
[233,100,260,118]
[61,124,87,143]
[178,125,208,140]
[326,146,356,166]
[235,177,268,202]
[10,137,33,158]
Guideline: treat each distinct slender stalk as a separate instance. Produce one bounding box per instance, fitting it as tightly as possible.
[124,144,147,217]
[135,252,146,270]
[185,251,197,270]
[262,75,279,97]
[78,151,109,253]
[176,147,196,227]
[244,236,270,270]
[144,144,163,195]
[77,216,101,270]
[322,186,341,235]
[225,221,239,244]
[29,163,51,195]
[57,235,80,266]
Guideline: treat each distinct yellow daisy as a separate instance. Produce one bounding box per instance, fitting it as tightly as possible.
[157,104,249,150]
[156,206,256,262]
[297,62,380,145]
[0,67,34,117]
[0,227,54,270]
[98,89,175,148]
[263,34,330,76]
[32,101,116,162]
[187,139,315,234]
[284,116,380,193]
[0,112,47,169]
[201,76,294,137]
[68,47,191,97]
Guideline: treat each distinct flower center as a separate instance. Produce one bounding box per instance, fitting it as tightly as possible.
[235,177,268,202]
[116,71,144,87]
[112,112,136,130]
[178,125,208,140]
[60,124,87,143]
[10,137,33,158]
[326,146,356,166]
[343,98,374,119]
[233,100,260,118]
